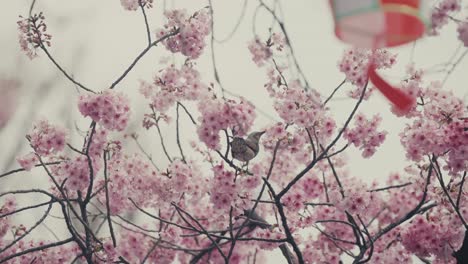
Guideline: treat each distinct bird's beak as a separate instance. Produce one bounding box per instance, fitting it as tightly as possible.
[256,131,266,139]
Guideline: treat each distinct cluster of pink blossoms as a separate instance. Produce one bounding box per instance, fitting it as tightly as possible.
[329,176,378,215]
[45,129,108,193]
[429,0,461,35]
[27,119,67,156]
[261,125,313,165]
[401,214,464,262]
[168,159,208,204]
[0,239,79,264]
[100,231,176,263]
[400,82,467,175]
[17,120,67,171]
[78,90,130,131]
[197,97,256,149]
[209,164,240,212]
[250,229,287,250]
[52,156,91,191]
[0,198,16,239]
[272,81,324,126]
[16,152,39,171]
[389,79,423,117]
[263,68,336,144]
[248,33,285,67]
[156,8,211,59]
[97,152,208,215]
[248,37,272,67]
[338,48,396,99]
[0,78,19,129]
[120,0,153,11]
[344,113,387,158]
[17,13,52,59]
[371,241,412,264]
[457,21,468,46]
[302,237,342,264]
[377,171,425,224]
[140,63,209,113]
[86,128,110,170]
[98,153,172,214]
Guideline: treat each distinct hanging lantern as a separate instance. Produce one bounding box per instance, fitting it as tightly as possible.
[330,0,431,112]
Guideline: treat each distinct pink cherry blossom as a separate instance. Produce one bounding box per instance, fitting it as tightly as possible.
[429,0,461,36]
[17,12,52,59]
[16,152,39,171]
[140,63,209,113]
[344,113,387,158]
[27,119,67,156]
[120,0,153,11]
[0,197,16,239]
[400,82,467,174]
[156,8,211,59]
[78,90,131,131]
[338,48,396,99]
[457,21,468,46]
[197,97,256,149]
[210,164,239,212]
[248,36,273,66]
[4,2,468,264]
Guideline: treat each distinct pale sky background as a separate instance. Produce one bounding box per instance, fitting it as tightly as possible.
[0,0,467,263]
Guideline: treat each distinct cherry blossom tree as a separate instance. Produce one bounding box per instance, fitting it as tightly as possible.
[1,0,468,263]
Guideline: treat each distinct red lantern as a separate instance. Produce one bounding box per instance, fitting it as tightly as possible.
[330,0,431,112]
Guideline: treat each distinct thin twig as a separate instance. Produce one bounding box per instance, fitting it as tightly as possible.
[278,81,368,198]
[40,45,94,93]
[0,161,64,179]
[177,102,197,125]
[0,238,74,263]
[323,79,346,106]
[0,201,53,254]
[176,103,187,163]
[110,29,180,90]
[456,171,467,208]
[368,182,412,192]
[259,0,311,91]
[139,0,152,45]
[154,120,173,163]
[103,151,117,247]
[262,178,304,263]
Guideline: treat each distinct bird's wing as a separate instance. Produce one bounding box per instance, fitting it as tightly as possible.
[231,137,247,153]
[245,138,259,153]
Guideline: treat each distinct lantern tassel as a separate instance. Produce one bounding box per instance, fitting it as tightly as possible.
[368,63,415,113]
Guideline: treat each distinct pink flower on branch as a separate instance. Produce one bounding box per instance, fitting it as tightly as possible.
[400,82,467,175]
[457,21,468,47]
[0,198,16,239]
[16,152,39,171]
[344,113,387,158]
[78,90,131,132]
[338,48,397,99]
[120,0,153,11]
[17,12,52,59]
[429,0,461,36]
[156,8,211,59]
[248,33,286,67]
[197,97,256,150]
[27,119,67,156]
[140,63,209,113]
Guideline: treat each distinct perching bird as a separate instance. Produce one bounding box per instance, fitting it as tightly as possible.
[230,131,265,163]
[242,209,272,230]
